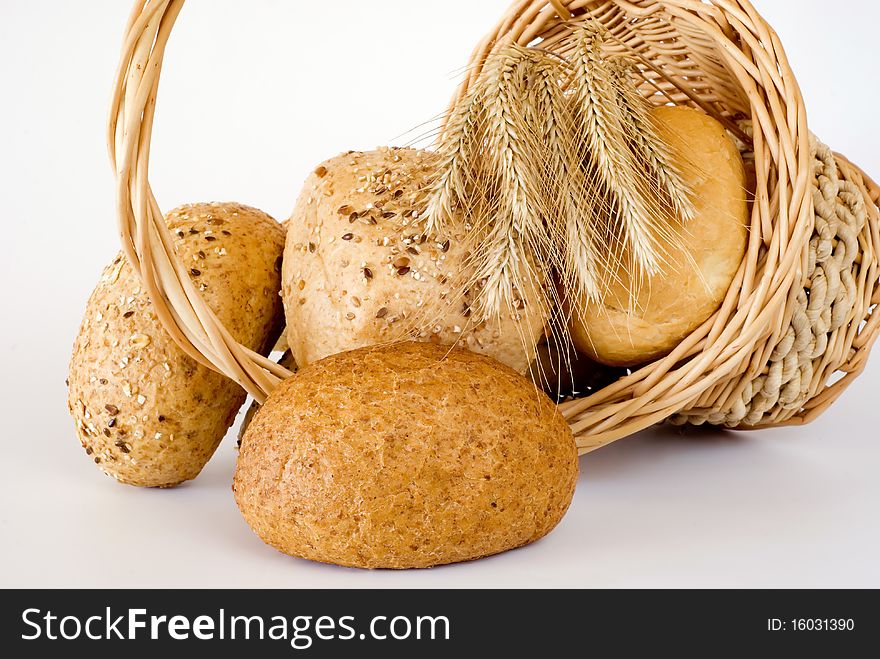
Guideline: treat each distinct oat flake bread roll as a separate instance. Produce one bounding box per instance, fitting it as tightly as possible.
[68,203,285,487]
[233,342,578,569]
[283,147,549,374]
[570,105,749,367]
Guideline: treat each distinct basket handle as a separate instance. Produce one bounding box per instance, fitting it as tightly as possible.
[108,0,285,403]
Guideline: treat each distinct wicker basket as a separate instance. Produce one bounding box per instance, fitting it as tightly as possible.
[109,0,880,455]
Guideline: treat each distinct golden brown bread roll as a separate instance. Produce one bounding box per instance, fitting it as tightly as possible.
[569,106,749,366]
[282,147,549,374]
[233,342,578,569]
[68,203,285,487]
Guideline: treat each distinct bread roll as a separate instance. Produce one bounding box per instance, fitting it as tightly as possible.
[233,342,578,569]
[68,203,285,487]
[570,106,749,366]
[282,147,549,374]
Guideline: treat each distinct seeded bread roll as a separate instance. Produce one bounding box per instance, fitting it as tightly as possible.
[569,106,749,366]
[68,203,285,487]
[282,148,549,374]
[233,342,578,569]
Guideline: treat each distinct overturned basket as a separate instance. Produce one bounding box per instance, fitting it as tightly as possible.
[111,0,880,454]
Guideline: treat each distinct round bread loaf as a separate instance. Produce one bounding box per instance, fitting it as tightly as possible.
[282,147,549,374]
[569,106,749,366]
[68,203,285,487]
[233,342,578,569]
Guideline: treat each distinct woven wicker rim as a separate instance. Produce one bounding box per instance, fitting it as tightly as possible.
[109,0,880,454]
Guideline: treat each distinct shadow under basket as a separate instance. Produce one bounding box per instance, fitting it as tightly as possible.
[110,0,880,455]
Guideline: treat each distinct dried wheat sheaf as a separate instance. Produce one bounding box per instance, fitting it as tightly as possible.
[424,24,695,334]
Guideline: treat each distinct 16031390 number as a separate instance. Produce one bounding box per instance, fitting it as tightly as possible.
[767,618,855,632]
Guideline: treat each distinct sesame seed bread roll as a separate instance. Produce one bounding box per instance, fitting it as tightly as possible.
[282,147,549,374]
[68,203,285,488]
[569,106,749,367]
[233,342,578,569]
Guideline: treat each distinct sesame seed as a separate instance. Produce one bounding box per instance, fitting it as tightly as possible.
[341,233,354,241]
[105,404,119,416]
[376,307,388,319]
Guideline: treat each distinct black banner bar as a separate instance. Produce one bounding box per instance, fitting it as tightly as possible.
[0,589,875,656]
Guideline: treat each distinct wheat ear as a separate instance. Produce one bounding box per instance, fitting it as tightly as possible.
[569,25,679,278]
[460,48,554,320]
[522,51,606,309]
[609,57,696,224]
[423,84,485,237]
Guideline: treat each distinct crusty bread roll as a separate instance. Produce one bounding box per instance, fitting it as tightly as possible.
[233,342,578,569]
[68,203,285,487]
[570,106,749,366]
[282,147,549,374]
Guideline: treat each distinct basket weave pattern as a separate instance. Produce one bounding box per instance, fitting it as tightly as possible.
[110,0,880,454]
[673,141,879,429]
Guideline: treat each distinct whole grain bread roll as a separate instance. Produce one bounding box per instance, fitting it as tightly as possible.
[569,106,749,366]
[68,203,285,487]
[282,148,549,374]
[233,342,578,569]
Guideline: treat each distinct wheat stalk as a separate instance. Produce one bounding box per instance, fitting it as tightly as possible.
[568,25,677,277]
[526,51,605,306]
[423,80,486,237]
[424,24,696,341]
[609,57,696,225]
[462,48,554,320]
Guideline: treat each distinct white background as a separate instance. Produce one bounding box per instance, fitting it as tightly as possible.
[1,0,878,588]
